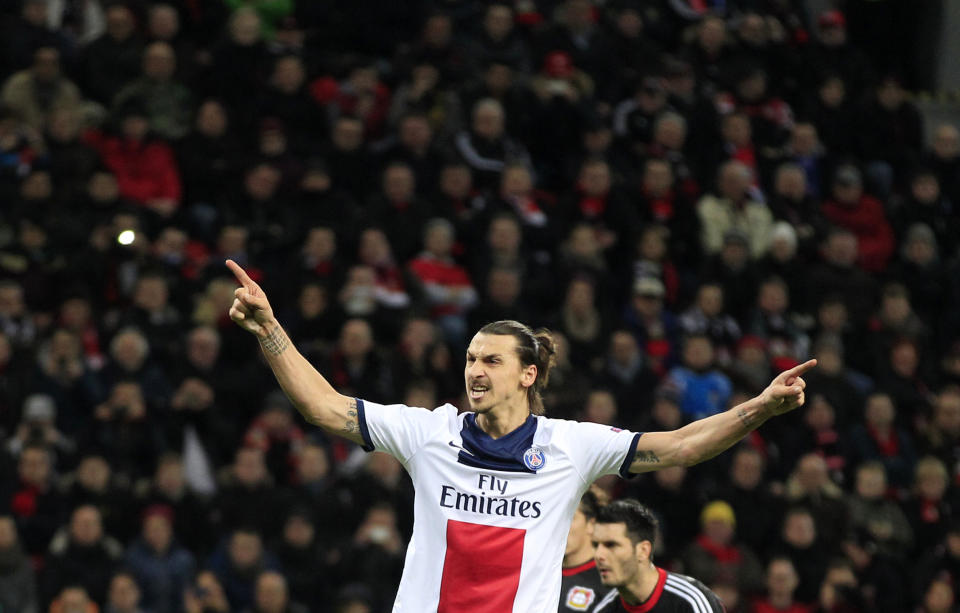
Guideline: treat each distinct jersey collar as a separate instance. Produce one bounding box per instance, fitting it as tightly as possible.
[619,567,667,613]
[456,413,540,473]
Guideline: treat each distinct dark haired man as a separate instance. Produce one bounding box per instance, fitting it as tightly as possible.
[560,489,607,612]
[225,260,814,612]
[592,499,725,612]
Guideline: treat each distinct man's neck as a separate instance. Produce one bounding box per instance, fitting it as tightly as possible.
[475,402,530,439]
[619,562,661,606]
[563,546,595,568]
[770,592,793,609]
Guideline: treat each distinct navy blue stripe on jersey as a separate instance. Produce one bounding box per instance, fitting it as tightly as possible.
[456,413,539,473]
[356,398,374,452]
[617,433,643,479]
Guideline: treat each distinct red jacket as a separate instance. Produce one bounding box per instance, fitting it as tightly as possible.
[822,195,894,272]
[84,130,182,206]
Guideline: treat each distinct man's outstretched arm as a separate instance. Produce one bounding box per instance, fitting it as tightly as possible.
[628,359,817,473]
[226,260,364,445]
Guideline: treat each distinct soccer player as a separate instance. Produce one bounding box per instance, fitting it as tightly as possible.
[592,499,725,612]
[560,489,608,612]
[225,260,814,613]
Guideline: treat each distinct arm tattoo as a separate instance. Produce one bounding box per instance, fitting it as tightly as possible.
[343,400,359,434]
[259,326,290,356]
[634,449,660,463]
[736,408,754,427]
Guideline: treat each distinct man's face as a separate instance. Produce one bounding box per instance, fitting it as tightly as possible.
[144,515,172,552]
[440,165,472,198]
[77,456,110,492]
[643,161,672,195]
[70,507,103,546]
[284,515,315,547]
[19,448,50,487]
[767,560,798,596]
[579,163,610,196]
[144,43,176,80]
[719,164,750,200]
[877,80,904,110]
[340,320,373,358]
[783,512,816,548]
[933,125,959,159]
[60,588,92,613]
[234,448,267,486]
[333,118,364,151]
[855,467,885,500]
[109,575,141,611]
[473,106,504,140]
[399,117,432,151]
[255,574,288,613]
[934,393,960,433]
[484,5,513,40]
[683,337,714,370]
[797,455,828,492]
[565,508,594,556]
[32,48,60,82]
[383,166,415,202]
[0,517,17,549]
[229,532,262,569]
[731,450,763,489]
[464,333,533,413]
[593,522,642,587]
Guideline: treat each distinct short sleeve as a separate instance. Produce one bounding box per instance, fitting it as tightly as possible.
[357,398,445,463]
[565,422,643,483]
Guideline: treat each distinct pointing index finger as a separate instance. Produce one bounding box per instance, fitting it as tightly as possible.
[786,358,818,379]
[226,259,254,289]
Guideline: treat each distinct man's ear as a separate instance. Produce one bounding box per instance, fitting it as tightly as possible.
[520,363,538,389]
[635,539,652,564]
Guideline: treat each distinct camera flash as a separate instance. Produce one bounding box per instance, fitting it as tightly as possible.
[117,229,136,246]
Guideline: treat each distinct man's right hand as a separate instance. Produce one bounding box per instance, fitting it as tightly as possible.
[227,259,275,338]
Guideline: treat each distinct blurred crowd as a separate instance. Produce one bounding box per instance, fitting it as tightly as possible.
[0,0,958,612]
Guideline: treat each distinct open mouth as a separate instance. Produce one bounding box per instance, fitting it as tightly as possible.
[469,385,489,400]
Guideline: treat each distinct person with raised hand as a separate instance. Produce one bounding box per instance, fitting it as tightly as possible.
[225,259,815,613]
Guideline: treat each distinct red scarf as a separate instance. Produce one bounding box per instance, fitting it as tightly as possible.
[579,195,607,218]
[920,498,940,523]
[696,534,742,563]
[868,425,900,457]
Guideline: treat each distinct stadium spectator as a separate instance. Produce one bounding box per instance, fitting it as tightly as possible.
[903,456,956,556]
[77,3,143,106]
[103,571,144,613]
[1,46,82,133]
[6,442,66,556]
[697,161,773,259]
[821,165,895,273]
[124,504,196,613]
[752,557,812,613]
[680,500,765,596]
[207,527,280,612]
[182,569,230,613]
[0,514,39,613]
[43,504,123,606]
[245,570,308,613]
[768,507,829,605]
[113,41,192,141]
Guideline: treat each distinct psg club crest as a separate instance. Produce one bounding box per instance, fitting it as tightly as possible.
[565,586,596,610]
[523,446,545,471]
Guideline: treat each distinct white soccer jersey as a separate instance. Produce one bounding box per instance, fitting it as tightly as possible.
[356,398,643,613]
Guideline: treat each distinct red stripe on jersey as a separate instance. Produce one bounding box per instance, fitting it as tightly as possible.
[562,559,597,576]
[437,520,525,612]
[620,567,667,612]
